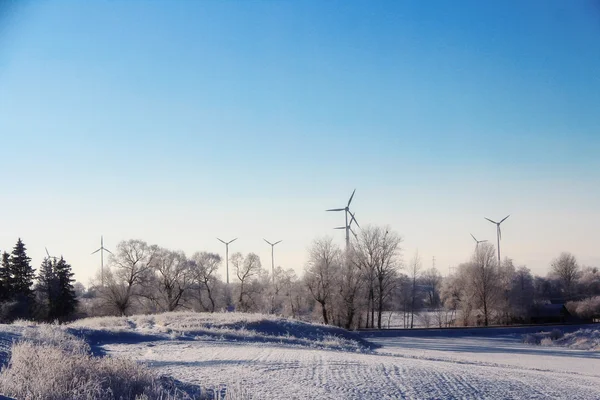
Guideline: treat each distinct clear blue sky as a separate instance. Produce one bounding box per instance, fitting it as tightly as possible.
[1,0,599,283]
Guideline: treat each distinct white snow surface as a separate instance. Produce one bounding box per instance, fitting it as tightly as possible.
[2,315,600,399]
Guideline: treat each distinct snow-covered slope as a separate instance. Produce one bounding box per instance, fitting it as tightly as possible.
[2,316,600,399]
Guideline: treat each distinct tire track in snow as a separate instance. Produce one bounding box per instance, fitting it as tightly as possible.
[103,340,600,399]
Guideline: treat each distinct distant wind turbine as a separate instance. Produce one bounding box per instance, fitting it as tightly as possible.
[217,237,237,284]
[469,234,488,250]
[45,247,58,261]
[91,236,113,286]
[327,189,360,250]
[484,215,510,263]
[263,239,282,284]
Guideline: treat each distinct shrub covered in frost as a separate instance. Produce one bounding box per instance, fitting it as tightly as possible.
[0,326,187,400]
[522,334,540,345]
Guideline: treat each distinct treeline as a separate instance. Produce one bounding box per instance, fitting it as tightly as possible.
[82,226,599,328]
[0,239,78,322]
[5,228,598,329]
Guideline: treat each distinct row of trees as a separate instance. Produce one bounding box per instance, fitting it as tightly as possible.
[5,229,597,329]
[0,239,78,322]
[82,227,599,329]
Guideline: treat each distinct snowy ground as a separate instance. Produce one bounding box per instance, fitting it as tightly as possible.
[2,316,600,399]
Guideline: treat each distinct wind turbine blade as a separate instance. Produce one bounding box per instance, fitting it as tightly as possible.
[500,214,510,223]
[104,248,114,255]
[347,189,356,207]
[498,226,502,240]
[264,239,273,246]
[274,240,282,245]
[334,227,346,230]
[484,217,498,224]
[230,238,238,244]
[326,208,345,212]
[470,233,477,242]
[91,248,101,255]
[481,240,488,243]
[217,238,226,244]
[350,227,358,238]
[349,212,361,229]
[45,247,50,257]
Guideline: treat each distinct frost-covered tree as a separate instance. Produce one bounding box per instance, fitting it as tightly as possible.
[468,243,500,326]
[233,252,262,312]
[304,237,340,325]
[145,248,191,312]
[100,240,158,316]
[550,252,580,300]
[353,226,402,329]
[190,252,221,312]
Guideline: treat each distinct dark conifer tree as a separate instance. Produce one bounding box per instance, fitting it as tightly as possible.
[54,256,77,320]
[35,257,58,320]
[9,238,35,317]
[0,251,11,302]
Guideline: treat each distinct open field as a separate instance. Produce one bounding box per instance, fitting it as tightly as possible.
[1,314,599,399]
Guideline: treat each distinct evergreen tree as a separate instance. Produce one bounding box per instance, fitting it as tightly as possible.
[35,257,58,320]
[54,256,78,320]
[9,238,35,317]
[0,251,11,302]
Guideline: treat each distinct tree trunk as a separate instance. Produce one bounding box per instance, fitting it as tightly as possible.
[320,301,329,324]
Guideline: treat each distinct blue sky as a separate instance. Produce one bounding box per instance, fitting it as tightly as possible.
[1,1,599,283]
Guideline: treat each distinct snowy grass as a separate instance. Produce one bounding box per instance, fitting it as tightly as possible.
[522,328,600,350]
[69,312,372,352]
[0,325,192,400]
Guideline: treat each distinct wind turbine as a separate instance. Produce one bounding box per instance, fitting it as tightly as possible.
[469,234,488,250]
[263,239,282,284]
[327,189,360,250]
[91,236,113,286]
[484,215,510,263]
[45,247,58,262]
[217,238,237,284]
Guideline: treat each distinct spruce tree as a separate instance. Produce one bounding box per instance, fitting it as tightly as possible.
[54,256,77,320]
[9,238,35,317]
[35,257,58,320]
[0,251,11,302]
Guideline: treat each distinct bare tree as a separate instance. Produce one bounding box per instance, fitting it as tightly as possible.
[233,252,262,312]
[190,252,222,312]
[146,248,191,312]
[354,226,402,329]
[408,251,422,328]
[468,243,500,326]
[101,240,158,316]
[550,252,580,300]
[422,267,442,309]
[304,237,340,325]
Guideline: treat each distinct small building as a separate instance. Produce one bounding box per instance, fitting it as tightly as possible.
[530,304,572,324]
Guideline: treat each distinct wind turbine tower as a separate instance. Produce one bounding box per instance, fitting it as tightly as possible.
[484,215,510,264]
[264,239,282,284]
[91,236,113,286]
[217,237,237,284]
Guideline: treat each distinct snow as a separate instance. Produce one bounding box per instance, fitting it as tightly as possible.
[523,327,600,351]
[2,316,600,399]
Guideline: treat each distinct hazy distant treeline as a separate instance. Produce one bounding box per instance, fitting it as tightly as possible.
[73,225,599,329]
[3,230,598,328]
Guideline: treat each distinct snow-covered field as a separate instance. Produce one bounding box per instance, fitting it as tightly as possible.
[2,314,600,399]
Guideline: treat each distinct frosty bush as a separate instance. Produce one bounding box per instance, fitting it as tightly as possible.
[522,334,539,345]
[0,326,185,400]
[550,328,563,340]
[540,337,553,346]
